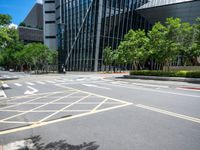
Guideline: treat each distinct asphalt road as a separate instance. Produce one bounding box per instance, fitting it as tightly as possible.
[0,71,200,150]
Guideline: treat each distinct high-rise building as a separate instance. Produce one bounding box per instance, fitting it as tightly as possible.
[44,0,200,72]
[43,0,57,49]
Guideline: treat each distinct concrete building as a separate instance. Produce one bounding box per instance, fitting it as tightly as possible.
[43,0,200,72]
[43,0,57,50]
[18,3,43,44]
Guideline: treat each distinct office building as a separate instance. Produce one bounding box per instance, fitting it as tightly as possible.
[43,0,57,49]
[45,0,200,71]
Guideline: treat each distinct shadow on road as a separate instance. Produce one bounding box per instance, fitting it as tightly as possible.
[23,135,99,150]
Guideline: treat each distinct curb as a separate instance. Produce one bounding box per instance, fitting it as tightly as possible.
[0,77,19,81]
[123,75,200,83]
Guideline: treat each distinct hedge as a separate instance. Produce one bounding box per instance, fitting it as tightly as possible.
[130,70,200,78]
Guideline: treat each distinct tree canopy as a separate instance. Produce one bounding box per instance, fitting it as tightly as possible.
[0,14,58,73]
[103,17,200,71]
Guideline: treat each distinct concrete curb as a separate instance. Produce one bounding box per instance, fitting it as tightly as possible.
[0,77,19,81]
[123,75,200,83]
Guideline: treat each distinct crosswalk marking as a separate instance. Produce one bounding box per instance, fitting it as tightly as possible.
[45,80,56,84]
[14,83,22,87]
[36,81,45,85]
[26,82,35,85]
[55,79,65,82]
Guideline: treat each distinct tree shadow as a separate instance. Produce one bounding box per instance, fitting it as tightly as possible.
[22,135,99,150]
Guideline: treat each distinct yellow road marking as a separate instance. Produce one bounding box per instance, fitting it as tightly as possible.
[136,104,200,124]
[38,94,91,122]
[5,102,121,105]
[55,84,132,105]
[0,92,77,122]
[0,85,132,135]
[91,98,108,112]
[0,92,59,110]
[0,103,131,135]
[0,109,91,113]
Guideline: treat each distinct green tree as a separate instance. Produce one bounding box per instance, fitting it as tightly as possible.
[0,14,12,26]
[148,22,169,69]
[191,18,200,63]
[19,22,26,27]
[118,29,149,70]
[147,18,181,70]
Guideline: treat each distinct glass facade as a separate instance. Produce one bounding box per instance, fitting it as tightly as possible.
[57,0,200,72]
[58,0,149,72]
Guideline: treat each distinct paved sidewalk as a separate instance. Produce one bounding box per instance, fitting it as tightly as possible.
[124,75,200,83]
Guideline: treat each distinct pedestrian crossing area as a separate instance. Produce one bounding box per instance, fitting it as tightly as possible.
[9,77,104,87]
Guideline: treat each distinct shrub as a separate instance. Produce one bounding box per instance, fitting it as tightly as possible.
[130,70,200,78]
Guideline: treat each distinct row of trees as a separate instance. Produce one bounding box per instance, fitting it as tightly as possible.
[0,14,57,73]
[103,17,200,71]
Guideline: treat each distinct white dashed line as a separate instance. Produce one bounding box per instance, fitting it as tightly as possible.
[45,80,56,84]
[36,81,45,85]
[14,83,22,87]
[55,79,65,82]
[132,83,169,88]
[26,82,35,85]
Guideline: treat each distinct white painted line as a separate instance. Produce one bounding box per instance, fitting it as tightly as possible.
[117,81,128,84]
[24,86,39,95]
[76,78,85,81]
[132,83,169,88]
[92,99,108,112]
[45,80,56,84]
[55,79,65,82]
[14,83,22,87]
[0,89,7,98]
[0,92,58,110]
[0,92,78,122]
[82,84,111,90]
[55,84,132,105]
[26,82,35,85]
[36,81,45,85]
[38,94,91,122]
[136,104,200,124]
[0,102,131,135]
[2,83,9,89]
[99,82,200,98]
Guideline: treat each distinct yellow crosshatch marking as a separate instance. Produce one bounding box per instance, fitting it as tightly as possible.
[0,87,132,135]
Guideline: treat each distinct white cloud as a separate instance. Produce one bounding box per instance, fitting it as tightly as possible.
[36,0,43,4]
[9,23,18,29]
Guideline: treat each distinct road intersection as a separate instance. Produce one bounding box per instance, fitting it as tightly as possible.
[0,71,200,150]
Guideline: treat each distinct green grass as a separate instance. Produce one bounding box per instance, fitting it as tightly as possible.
[130,70,200,78]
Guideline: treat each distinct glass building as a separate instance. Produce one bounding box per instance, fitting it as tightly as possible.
[55,0,200,72]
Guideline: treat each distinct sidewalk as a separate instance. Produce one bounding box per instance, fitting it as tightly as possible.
[123,75,200,83]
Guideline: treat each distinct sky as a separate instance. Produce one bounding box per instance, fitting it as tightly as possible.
[0,0,43,26]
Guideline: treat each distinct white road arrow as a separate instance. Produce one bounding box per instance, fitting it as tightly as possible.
[24,86,38,95]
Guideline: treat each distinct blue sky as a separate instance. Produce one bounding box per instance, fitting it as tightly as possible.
[0,0,42,25]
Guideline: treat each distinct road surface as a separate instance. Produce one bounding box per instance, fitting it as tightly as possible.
[0,71,200,150]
